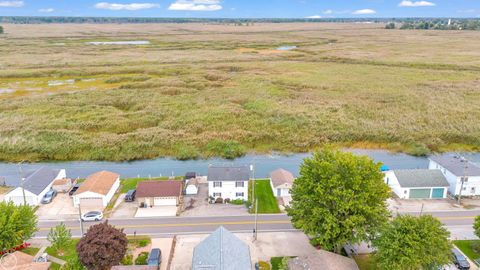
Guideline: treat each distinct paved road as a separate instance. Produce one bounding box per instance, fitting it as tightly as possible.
[34,210,480,238]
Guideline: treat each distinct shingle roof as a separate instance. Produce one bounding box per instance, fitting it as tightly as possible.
[429,154,480,176]
[288,251,359,270]
[136,181,183,198]
[207,166,250,182]
[22,167,60,195]
[192,226,251,270]
[75,171,119,196]
[393,169,449,188]
[270,168,295,188]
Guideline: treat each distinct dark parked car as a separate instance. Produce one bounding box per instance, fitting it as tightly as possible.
[125,189,136,202]
[69,183,81,196]
[41,189,57,204]
[147,248,162,269]
[452,248,470,270]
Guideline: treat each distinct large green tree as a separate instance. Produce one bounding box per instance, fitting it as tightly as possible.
[48,222,72,256]
[373,215,451,270]
[77,221,128,270]
[287,149,390,253]
[0,201,37,251]
[474,215,480,238]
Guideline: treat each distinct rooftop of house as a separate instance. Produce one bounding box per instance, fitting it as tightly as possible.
[288,251,359,270]
[21,167,61,195]
[136,180,183,198]
[270,168,295,188]
[392,169,449,188]
[75,170,119,196]
[207,166,250,182]
[192,226,251,270]
[429,154,480,176]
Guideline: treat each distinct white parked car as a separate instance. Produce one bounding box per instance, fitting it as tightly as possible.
[81,211,103,222]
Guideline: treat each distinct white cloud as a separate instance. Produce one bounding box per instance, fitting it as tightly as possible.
[94,2,160,11]
[398,1,436,7]
[168,0,222,11]
[38,8,54,13]
[323,9,333,15]
[0,1,24,7]
[352,9,376,15]
[306,15,321,19]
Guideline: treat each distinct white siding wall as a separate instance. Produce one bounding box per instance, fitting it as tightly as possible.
[429,160,480,196]
[208,180,248,201]
[186,185,198,195]
[384,171,409,199]
[103,178,120,206]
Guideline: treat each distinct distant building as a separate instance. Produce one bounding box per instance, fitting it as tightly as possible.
[73,171,120,209]
[192,226,251,270]
[136,180,183,207]
[269,168,295,197]
[207,166,250,201]
[429,154,480,196]
[4,167,66,206]
[185,178,199,195]
[384,169,449,199]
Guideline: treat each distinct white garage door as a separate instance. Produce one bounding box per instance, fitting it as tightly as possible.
[153,197,177,206]
[80,198,103,208]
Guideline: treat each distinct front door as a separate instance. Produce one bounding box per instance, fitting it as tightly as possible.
[471,187,476,195]
[277,189,281,196]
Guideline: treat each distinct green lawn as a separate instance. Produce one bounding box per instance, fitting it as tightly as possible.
[353,254,378,270]
[46,239,80,262]
[120,177,182,193]
[49,262,62,270]
[22,246,40,256]
[271,257,294,270]
[453,240,480,261]
[249,179,280,214]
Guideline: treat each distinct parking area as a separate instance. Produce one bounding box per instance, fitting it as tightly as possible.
[181,183,249,217]
[170,231,318,269]
[135,206,178,217]
[35,193,78,220]
[111,194,138,218]
[387,198,467,213]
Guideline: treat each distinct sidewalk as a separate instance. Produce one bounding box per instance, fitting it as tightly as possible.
[388,198,480,213]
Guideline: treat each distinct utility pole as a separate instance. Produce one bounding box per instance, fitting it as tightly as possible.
[78,203,84,236]
[457,156,469,205]
[250,161,258,242]
[18,160,27,206]
[254,198,258,241]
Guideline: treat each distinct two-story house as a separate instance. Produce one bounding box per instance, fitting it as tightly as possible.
[208,166,250,201]
[429,154,480,196]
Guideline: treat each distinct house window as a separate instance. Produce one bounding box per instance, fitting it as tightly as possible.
[404,190,407,194]
[236,192,244,197]
[463,187,467,191]
[213,182,222,188]
[213,192,222,197]
[235,181,244,188]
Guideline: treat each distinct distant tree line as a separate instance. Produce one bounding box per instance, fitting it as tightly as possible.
[0,25,3,34]
[385,19,480,30]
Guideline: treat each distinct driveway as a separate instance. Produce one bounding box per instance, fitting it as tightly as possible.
[181,183,249,217]
[35,193,78,220]
[135,206,178,217]
[170,232,318,269]
[111,194,138,218]
[151,238,173,270]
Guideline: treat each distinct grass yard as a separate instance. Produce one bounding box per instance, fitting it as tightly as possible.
[22,246,39,256]
[249,179,281,214]
[46,239,80,262]
[353,254,378,270]
[270,256,294,270]
[1,23,480,162]
[120,177,182,193]
[453,240,480,261]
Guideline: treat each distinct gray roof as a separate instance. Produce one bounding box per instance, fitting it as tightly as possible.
[22,167,60,195]
[393,169,449,188]
[429,154,480,176]
[192,226,251,270]
[207,166,250,182]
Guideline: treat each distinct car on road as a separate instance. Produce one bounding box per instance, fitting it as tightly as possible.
[125,189,136,202]
[452,248,470,270]
[69,183,81,196]
[147,248,162,269]
[41,189,57,204]
[81,211,103,222]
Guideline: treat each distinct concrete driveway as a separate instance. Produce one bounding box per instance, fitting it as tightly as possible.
[111,194,137,218]
[151,238,173,270]
[135,206,178,217]
[35,193,78,220]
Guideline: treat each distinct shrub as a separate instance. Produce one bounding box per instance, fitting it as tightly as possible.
[258,261,271,270]
[224,198,231,203]
[121,254,133,265]
[229,199,245,205]
[135,252,149,265]
[472,241,480,254]
[138,239,149,248]
[215,197,224,204]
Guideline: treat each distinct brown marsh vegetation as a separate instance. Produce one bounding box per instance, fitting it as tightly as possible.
[0,23,479,161]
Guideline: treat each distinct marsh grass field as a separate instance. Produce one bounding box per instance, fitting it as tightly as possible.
[0,23,479,161]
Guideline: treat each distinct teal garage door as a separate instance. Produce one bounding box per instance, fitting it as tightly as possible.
[431,188,445,199]
[409,189,431,199]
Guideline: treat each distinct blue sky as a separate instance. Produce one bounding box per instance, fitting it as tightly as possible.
[0,0,479,18]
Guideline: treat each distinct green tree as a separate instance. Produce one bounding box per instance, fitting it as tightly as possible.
[473,215,480,238]
[47,222,72,256]
[373,215,451,270]
[0,201,37,251]
[0,26,3,34]
[77,221,128,270]
[286,148,390,253]
[385,22,396,29]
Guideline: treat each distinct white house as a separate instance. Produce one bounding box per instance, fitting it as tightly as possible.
[4,167,66,206]
[208,166,250,201]
[73,171,120,209]
[270,168,294,197]
[429,154,480,196]
[185,178,199,195]
[384,169,449,199]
